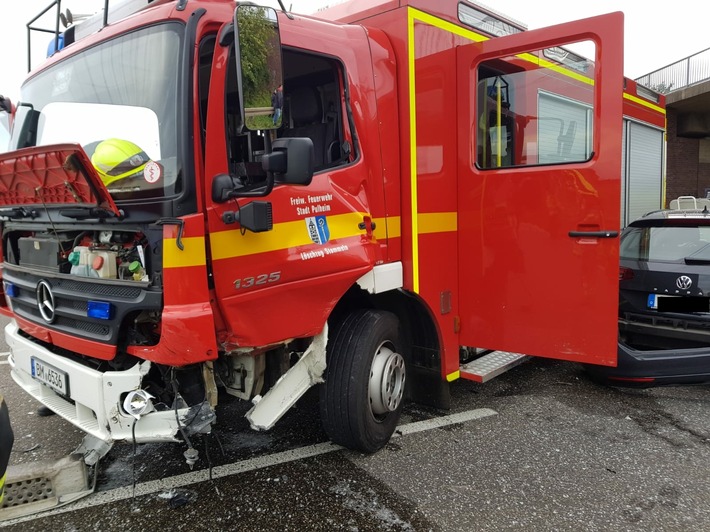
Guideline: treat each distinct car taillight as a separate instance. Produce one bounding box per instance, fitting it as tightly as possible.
[619,267,634,281]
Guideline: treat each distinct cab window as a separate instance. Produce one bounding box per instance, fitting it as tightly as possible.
[477,43,595,169]
[224,47,353,177]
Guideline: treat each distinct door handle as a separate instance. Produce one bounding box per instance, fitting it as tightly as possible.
[568,230,618,238]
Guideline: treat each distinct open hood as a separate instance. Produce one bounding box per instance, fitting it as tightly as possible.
[0,143,121,217]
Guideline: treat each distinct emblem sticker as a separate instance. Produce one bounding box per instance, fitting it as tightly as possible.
[306,216,330,245]
[143,161,162,184]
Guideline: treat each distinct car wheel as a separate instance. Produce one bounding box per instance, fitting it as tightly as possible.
[320,309,406,453]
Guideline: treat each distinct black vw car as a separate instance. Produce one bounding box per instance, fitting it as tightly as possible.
[585,206,710,386]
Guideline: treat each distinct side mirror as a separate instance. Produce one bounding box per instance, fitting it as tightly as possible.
[11,104,39,150]
[263,138,314,186]
[211,172,274,202]
[211,137,314,203]
[234,5,284,131]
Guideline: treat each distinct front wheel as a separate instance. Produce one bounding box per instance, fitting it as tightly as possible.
[320,309,406,453]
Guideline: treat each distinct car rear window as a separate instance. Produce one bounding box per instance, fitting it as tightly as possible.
[620,226,710,261]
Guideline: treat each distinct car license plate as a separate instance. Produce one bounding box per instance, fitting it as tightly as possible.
[31,357,69,397]
[648,293,710,312]
[647,294,677,309]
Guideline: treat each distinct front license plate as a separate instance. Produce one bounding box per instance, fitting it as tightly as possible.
[31,357,70,397]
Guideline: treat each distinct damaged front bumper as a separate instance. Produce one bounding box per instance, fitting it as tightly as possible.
[6,321,214,458]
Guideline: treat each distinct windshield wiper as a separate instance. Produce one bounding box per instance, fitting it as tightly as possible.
[59,206,124,220]
[684,256,710,264]
[0,207,38,219]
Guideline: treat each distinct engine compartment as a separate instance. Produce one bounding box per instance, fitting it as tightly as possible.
[6,230,150,282]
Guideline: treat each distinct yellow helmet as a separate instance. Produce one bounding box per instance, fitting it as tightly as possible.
[91,138,149,186]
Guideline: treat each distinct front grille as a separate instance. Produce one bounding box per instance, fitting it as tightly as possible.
[3,268,162,346]
[55,279,142,299]
[71,319,111,336]
[71,300,87,312]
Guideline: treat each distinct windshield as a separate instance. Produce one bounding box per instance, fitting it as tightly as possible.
[10,23,184,201]
[621,225,710,262]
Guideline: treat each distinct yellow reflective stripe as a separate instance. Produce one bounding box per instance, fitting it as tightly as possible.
[418,212,457,234]
[409,8,594,85]
[163,236,207,268]
[210,212,366,260]
[447,370,460,382]
[373,216,401,239]
[162,216,446,265]
[408,8,474,292]
[517,51,595,86]
[408,10,420,293]
[0,472,6,504]
[163,215,405,265]
[413,8,669,104]
[410,8,487,43]
[624,92,666,115]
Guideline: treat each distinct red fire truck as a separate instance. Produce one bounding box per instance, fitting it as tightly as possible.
[0,0,665,465]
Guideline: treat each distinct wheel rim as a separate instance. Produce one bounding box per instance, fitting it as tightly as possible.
[369,343,406,417]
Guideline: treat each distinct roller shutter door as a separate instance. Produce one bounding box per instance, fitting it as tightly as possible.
[624,120,664,226]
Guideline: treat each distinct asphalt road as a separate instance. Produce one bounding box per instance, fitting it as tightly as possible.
[2,313,710,531]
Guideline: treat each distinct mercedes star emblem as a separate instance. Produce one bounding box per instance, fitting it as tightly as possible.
[36,280,56,324]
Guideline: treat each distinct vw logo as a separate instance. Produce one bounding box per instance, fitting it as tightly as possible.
[676,275,693,290]
[36,280,56,324]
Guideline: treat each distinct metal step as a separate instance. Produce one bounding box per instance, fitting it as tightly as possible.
[459,351,531,383]
[0,454,92,522]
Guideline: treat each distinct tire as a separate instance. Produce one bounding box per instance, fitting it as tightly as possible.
[320,309,407,453]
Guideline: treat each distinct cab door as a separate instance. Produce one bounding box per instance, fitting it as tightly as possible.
[457,13,624,365]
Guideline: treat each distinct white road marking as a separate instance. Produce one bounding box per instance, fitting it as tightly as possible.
[2,407,497,524]
[396,408,497,436]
